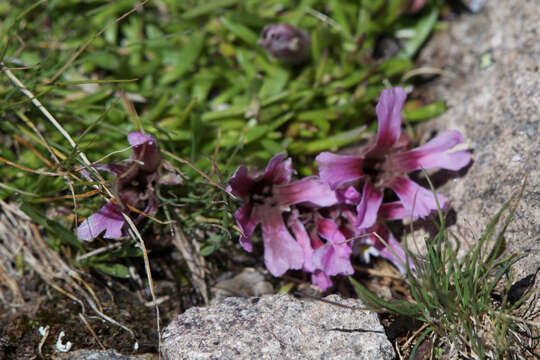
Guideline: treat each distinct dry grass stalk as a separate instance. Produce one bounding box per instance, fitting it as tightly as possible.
[171,209,210,304]
[0,200,134,338]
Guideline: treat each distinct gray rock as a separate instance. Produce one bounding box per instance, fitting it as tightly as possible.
[414,0,539,281]
[54,350,157,360]
[211,268,273,304]
[162,294,394,360]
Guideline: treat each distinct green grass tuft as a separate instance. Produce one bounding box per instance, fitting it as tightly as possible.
[351,184,536,359]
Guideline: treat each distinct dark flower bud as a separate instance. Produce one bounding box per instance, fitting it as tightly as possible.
[257,23,311,64]
[407,0,426,13]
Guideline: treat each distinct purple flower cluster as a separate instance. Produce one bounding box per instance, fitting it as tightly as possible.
[227,87,471,290]
[77,131,181,241]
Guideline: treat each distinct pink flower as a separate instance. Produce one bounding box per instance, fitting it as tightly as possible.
[77,131,181,241]
[316,87,471,226]
[227,154,337,277]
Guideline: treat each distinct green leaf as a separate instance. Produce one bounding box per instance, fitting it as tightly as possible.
[403,101,446,123]
[83,51,120,71]
[278,282,294,294]
[398,8,439,59]
[350,277,418,316]
[289,126,367,154]
[408,327,434,360]
[182,0,239,19]
[161,32,205,84]
[221,17,258,46]
[329,0,352,37]
[379,58,413,77]
[92,262,130,278]
[259,67,290,98]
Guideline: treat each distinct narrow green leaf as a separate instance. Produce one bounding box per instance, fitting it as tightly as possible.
[398,8,439,59]
[290,126,367,154]
[408,327,433,360]
[403,101,446,123]
[259,67,290,98]
[350,277,418,316]
[221,17,259,46]
[92,262,130,278]
[379,58,413,77]
[182,0,239,19]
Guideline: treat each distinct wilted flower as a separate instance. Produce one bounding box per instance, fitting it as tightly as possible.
[316,87,471,227]
[257,23,311,64]
[227,154,337,276]
[77,131,181,241]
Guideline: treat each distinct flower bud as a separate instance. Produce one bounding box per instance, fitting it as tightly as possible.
[257,23,311,64]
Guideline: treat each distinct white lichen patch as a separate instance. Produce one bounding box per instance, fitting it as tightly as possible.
[38,325,50,336]
[56,331,72,353]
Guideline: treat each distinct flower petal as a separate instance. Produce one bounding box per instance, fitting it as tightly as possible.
[127,132,161,172]
[261,207,303,276]
[311,270,333,291]
[395,130,471,171]
[312,243,354,276]
[235,203,259,252]
[143,193,158,216]
[337,185,361,204]
[274,177,338,208]
[378,202,409,220]
[77,202,125,241]
[263,153,293,184]
[356,181,383,229]
[290,219,316,272]
[391,177,446,218]
[315,152,363,190]
[369,223,412,275]
[317,218,346,244]
[375,87,407,150]
[227,166,255,199]
[314,218,354,276]
[414,150,471,171]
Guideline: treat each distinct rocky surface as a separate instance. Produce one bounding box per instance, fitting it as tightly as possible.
[414,0,539,281]
[162,294,394,360]
[211,268,273,304]
[54,350,157,359]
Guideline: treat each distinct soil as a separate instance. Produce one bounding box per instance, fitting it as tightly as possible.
[0,252,203,360]
[0,241,416,360]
